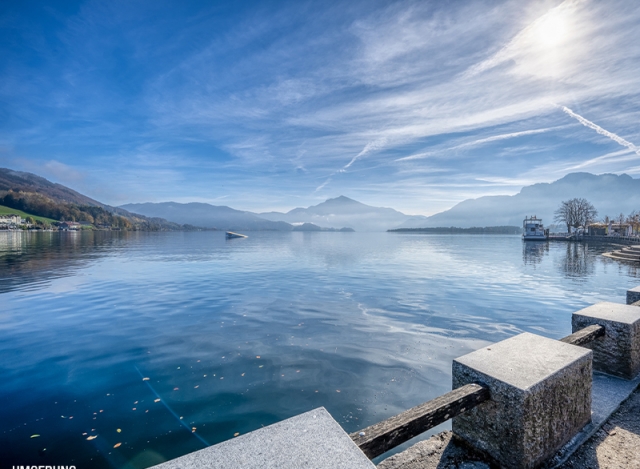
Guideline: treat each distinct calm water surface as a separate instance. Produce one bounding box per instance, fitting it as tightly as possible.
[1,231,638,467]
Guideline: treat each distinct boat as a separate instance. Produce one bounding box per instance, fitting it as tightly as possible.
[225,231,248,239]
[522,216,548,241]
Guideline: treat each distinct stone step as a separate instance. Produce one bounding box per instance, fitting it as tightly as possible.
[604,252,640,261]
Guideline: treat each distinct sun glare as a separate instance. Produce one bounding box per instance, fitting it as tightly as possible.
[534,11,570,48]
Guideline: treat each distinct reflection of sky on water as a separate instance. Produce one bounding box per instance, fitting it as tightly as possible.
[1,232,639,467]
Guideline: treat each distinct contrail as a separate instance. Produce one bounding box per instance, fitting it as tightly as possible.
[343,138,387,170]
[560,105,640,156]
[315,138,387,192]
[314,177,332,192]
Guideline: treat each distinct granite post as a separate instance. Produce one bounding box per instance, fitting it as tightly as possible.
[572,301,640,379]
[452,332,592,469]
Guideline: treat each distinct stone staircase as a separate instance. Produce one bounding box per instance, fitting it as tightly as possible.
[603,245,640,262]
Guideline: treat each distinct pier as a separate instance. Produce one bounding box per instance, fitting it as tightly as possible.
[151,287,640,469]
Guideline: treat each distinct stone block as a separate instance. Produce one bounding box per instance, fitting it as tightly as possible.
[573,301,640,379]
[150,407,374,469]
[627,286,640,305]
[452,332,592,469]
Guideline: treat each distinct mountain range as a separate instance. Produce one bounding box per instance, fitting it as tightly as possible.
[398,172,640,229]
[0,168,194,230]
[122,196,425,232]
[120,202,293,232]
[2,167,639,231]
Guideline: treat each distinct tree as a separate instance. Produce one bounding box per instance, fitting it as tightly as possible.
[575,199,598,230]
[554,200,577,232]
[554,198,598,233]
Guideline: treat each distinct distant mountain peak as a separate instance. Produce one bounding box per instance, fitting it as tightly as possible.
[321,195,364,206]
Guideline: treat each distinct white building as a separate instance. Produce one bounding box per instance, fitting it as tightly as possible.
[0,214,22,225]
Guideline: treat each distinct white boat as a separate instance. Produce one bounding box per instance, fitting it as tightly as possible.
[522,216,548,241]
[225,231,248,239]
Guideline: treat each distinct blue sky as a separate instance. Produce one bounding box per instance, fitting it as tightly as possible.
[1,0,640,215]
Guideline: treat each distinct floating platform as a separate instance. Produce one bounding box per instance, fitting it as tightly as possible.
[225,231,248,239]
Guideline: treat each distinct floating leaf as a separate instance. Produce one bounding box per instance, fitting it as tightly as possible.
[116,429,122,433]
[87,435,98,441]
[154,398,161,403]
[142,377,150,381]
[30,434,40,439]
[114,442,121,448]
[234,432,240,437]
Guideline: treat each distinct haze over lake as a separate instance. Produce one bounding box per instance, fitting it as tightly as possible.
[1,231,638,467]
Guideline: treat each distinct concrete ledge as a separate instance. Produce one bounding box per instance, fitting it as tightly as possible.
[452,332,592,469]
[150,407,375,469]
[573,302,640,379]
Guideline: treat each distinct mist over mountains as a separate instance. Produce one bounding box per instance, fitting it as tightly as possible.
[399,173,640,229]
[120,202,293,232]
[2,168,638,232]
[258,196,426,232]
[120,173,640,231]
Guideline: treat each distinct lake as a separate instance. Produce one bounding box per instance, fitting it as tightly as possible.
[1,231,638,467]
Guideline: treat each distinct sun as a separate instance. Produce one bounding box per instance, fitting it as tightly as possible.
[533,10,570,49]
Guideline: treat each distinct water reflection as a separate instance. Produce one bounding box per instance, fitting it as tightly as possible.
[0,231,121,293]
[522,241,549,265]
[1,232,639,468]
[556,242,596,278]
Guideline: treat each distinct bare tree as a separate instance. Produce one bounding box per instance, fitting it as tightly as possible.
[554,198,597,233]
[554,200,576,233]
[576,199,599,230]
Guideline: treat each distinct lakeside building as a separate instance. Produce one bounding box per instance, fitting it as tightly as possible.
[0,214,26,229]
[587,222,633,237]
[58,221,81,230]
